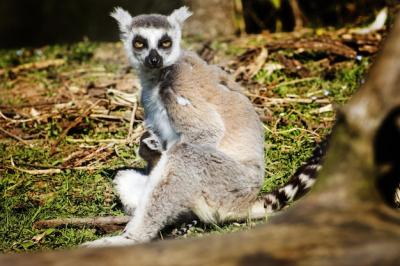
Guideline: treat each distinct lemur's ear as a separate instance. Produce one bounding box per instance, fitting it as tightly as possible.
[168,6,192,26]
[110,7,132,39]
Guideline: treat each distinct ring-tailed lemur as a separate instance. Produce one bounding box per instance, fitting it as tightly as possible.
[82,6,326,247]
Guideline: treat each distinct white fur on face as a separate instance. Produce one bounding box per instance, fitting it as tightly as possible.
[110,7,133,39]
[168,6,192,26]
[123,26,182,69]
[111,6,192,70]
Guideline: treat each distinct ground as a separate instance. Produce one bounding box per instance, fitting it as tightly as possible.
[0,28,381,252]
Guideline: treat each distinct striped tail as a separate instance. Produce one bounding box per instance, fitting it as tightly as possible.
[262,139,329,213]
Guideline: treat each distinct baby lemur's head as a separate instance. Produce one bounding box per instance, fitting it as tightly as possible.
[111,6,192,70]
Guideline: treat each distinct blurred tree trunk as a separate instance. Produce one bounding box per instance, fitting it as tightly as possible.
[290,0,304,30]
[183,0,239,37]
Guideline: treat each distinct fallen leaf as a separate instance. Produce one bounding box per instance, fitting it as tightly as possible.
[32,228,55,243]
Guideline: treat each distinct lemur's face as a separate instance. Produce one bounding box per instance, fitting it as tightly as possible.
[111,7,192,70]
[128,23,179,69]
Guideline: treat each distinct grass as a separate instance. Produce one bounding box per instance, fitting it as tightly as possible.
[0,143,129,251]
[259,58,369,190]
[0,34,371,252]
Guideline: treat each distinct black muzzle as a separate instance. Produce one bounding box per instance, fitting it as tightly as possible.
[145,49,163,69]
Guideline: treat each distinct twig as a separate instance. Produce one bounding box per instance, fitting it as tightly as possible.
[72,143,115,167]
[0,101,70,110]
[266,38,357,59]
[107,89,138,107]
[245,93,330,105]
[273,77,318,88]
[66,138,128,144]
[33,216,130,233]
[10,158,61,174]
[0,111,33,124]
[10,157,105,175]
[66,124,144,145]
[310,104,334,114]
[127,101,138,142]
[0,59,65,76]
[51,100,101,154]
[263,124,321,138]
[89,114,124,121]
[0,127,30,145]
[60,150,86,165]
[234,47,269,80]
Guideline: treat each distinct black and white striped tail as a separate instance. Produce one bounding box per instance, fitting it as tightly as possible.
[262,139,329,213]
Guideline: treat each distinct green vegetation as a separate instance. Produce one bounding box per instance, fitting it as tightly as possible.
[259,57,369,191]
[0,36,370,252]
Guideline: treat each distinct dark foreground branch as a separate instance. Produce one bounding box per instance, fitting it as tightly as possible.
[1,13,400,266]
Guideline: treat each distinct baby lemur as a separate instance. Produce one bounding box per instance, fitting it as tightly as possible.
[82,6,324,247]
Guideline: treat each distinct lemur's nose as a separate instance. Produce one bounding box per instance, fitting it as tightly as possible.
[145,49,163,69]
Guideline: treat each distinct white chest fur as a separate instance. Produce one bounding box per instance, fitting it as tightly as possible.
[141,85,179,149]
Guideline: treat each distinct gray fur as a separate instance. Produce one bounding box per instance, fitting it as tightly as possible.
[83,6,265,248]
[83,5,329,248]
[131,14,171,29]
[81,6,330,249]
[111,6,189,69]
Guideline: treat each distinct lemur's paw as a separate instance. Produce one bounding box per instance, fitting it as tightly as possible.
[81,236,136,248]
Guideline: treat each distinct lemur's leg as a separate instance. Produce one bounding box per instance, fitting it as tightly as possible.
[113,169,147,215]
[82,142,261,248]
[82,152,194,247]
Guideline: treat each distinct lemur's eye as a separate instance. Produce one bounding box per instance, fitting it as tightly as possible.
[133,41,144,49]
[161,40,172,48]
[133,36,147,50]
[159,34,172,49]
